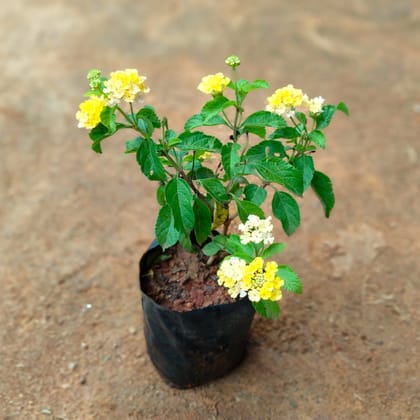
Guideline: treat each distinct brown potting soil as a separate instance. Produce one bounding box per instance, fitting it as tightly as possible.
[143,243,235,311]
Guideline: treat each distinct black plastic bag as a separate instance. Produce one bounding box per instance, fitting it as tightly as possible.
[139,241,255,388]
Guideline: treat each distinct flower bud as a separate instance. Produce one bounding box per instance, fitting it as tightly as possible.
[225,55,241,69]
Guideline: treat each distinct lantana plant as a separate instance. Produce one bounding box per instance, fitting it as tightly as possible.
[76,55,348,318]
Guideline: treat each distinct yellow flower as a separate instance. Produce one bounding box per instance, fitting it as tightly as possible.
[197,73,230,95]
[104,69,150,105]
[241,257,283,302]
[266,84,305,116]
[217,255,284,302]
[75,96,107,129]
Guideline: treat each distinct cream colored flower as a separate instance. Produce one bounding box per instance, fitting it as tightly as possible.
[306,96,325,114]
[197,73,230,95]
[103,69,150,105]
[75,96,107,129]
[238,215,274,245]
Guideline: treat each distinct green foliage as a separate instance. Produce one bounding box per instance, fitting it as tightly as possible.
[256,159,303,196]
[252,300,280,319]
[155,205,179,250]
[177,132,222,152]
[311,170,335,217]
[193,198,212,245]
[165,177,195,236]
[234,198,265,223]
[294,155,315,192]
[125,137,143,153]
[244,184,267,206]
[277,265,302,294]
[261,242,286,259]
[200,177,229,203]
[272,191,301,236]
[78,59,347,316]
[136,139,167,181]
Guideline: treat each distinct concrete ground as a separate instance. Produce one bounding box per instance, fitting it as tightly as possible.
[1,0,419,418]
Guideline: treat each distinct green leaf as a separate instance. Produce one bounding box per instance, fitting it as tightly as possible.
[311,170,335,217]
[125,137,143,153]
[100,106,116,133]
[242,111,286,129]
[261,242,286,259]
[136,117,154,137]
[245,141,286,171]
[179,232,194,253]
[337,101,349,116]
[202,235,227,256]
[277,265,302,294]
[242,126,266,138]
[295,111,307,125]
[237,79,269,93]
[272,191,301,236]
[193,198,212,245]
[315,105,336,130]
[256,158,303,196]
[221,143,241,178]
[91,140,102,153]
[234,198,265,223]
[308,130,326,149]
[270,127,300,140]
[201,95,235,118]
[89,123,110,142]
[199,178,229,203]
[177,131,222,152]
[244,184,267,206]
[252,300,280,319]
[136,139,167,181]
[294,155,315,191]
[136,105,161,128]
[190,167,215,180]
[156,184,166,205]
[235,79,269,103]
[184,113,226,131]
[165,177,195,235]
[155,205,180,250]
[225,234,255,262]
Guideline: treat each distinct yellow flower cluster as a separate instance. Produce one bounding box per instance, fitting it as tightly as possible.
[217,256,283,302]
[75,96,107,129]
[197,72,231,95]
[266,84,324,116]
[103,69,150,105]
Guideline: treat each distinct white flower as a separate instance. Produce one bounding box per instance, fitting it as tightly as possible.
[238,215,274,245]
[307,96,324,114]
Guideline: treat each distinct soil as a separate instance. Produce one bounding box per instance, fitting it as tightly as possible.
[142,244,234,311]
[1,1,420,419]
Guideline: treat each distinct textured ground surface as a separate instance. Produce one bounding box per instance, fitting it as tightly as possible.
[1,0,420,418]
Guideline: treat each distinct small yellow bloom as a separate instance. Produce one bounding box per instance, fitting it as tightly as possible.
[197,73,230,95]
[104,69,150,105]
[266,84,305,116]
[75,96,107,129]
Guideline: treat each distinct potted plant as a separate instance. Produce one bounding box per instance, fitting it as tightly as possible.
[76,55,348,388]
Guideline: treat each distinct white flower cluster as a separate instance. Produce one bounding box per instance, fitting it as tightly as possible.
[238,215,274,245]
